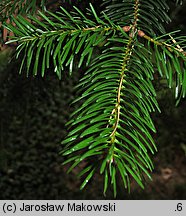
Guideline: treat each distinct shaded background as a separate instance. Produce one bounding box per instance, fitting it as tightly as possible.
[0,0,186,199]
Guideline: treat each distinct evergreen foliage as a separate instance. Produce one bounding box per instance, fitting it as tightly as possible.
[1,0,186,196]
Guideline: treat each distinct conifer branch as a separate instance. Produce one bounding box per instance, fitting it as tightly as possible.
[109,0,140,160]
[2,0,186,197]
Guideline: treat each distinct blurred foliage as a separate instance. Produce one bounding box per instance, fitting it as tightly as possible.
[0,59,82,199]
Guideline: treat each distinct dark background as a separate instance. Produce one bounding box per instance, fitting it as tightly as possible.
[0,0,186,199]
